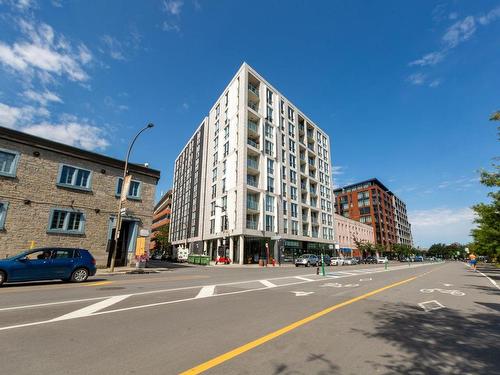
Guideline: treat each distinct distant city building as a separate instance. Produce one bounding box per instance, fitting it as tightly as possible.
[150,189,172,251]
[334,213,374,257]
[0,126,160,266]
[334,178,412,249]
[170,63,336,264]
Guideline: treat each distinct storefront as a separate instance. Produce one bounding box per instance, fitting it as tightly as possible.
[280,240,336,263]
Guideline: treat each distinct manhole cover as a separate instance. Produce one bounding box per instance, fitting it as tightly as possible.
[98,287,126,291]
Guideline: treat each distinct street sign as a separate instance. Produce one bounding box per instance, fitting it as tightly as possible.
[328,244,334,249]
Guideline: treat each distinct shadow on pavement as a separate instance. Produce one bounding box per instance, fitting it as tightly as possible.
[272,353,340,375]
[356,303,500,375]
[145,260,195,269]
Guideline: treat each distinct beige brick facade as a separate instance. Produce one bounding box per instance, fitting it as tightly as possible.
[0,128,160,267]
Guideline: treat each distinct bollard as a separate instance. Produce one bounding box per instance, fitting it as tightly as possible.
[316,266,320,275]
[385,261,388,270]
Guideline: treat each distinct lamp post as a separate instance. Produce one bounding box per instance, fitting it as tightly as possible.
[109,123,154,272]
[214,204,227,259]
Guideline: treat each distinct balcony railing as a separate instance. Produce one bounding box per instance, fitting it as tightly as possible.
[311,231,319,238]
[246,220,258,230]
[311,217,319,224]
[247,138,259,148]
[248,84,259,97]
[247,176,258,187]
[248,101,258,111]
[302,215,309,222]
[247,199,259,210]
[248,121,259,133]
[247,158,258,169]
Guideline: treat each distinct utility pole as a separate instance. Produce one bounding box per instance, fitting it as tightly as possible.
[109,123,154,272]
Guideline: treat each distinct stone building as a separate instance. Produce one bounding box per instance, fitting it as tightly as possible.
[0,126,160,267]
[334,213,374,257]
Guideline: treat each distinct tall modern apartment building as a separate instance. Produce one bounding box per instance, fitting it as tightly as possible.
[170,63,335,264]
[334,178,413,248]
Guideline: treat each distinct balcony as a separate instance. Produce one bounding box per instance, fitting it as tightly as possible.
[247,138,259,149]
[310,187,317,196]
[302,215,309,222]
[248,83,259,98]
[248,121,259,134]
[247,175,258,188]
[301,198,308,205]
[246,220,258,230]
[309,171,316,179]
[311,230,319,238]
[247,158,259,170]
[311,217,319,224]
[310,199,317,207]
[299,124,305,134]
[307,143,315,152]
[300,182,307,192]
[248,101,259,112]
[247,199,259,211]
[300,166,306,174]
[307,130,314,141]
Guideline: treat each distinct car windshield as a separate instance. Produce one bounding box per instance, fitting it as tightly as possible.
[4,250,31,260]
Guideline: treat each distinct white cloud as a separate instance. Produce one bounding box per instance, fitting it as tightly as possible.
[332,166,345,176]
[442,16,476,48]
[22,122,109,150]
[162,21,180,32]
[409,51,445,67]
[162,0,183,15]
[16,0,36,10]
[409,207,476,247]
[182,102,189,110]
[0,19,91,82]
[478,6,500,25]
[104,95,129,112]
[100,35,125,60]
[0,102,48,127]
[23,89,62,105]
[407,73,426,85]
[429,79,442,88]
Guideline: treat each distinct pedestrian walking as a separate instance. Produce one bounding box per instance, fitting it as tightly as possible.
[469,253,477,271]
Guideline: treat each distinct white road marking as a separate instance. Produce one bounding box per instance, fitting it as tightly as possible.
[418,300,445,312]
[295,276,315,282]
[51,295,131,321]
[343,284,360,288]
[0,262,444,332]
[360,278,373,281]
[420,288,465,296]
[195,285,216,299]
[321,283,343,288]
[476,270,500,290]
[259,280,277,288]
[0,296,108,312]
[291,291,314,297]
[443,283,453,287]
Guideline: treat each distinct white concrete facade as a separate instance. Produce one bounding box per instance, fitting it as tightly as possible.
[392,194,413,246]
[171,63,336,264]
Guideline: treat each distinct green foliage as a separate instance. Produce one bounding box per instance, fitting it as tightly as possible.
[427,243,467,259]
[153,224,170,253]
[470,114,500,261]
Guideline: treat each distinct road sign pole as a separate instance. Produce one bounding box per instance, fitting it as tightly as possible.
[321,253,325,276]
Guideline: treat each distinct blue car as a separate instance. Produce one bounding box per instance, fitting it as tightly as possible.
[0,247,97,286]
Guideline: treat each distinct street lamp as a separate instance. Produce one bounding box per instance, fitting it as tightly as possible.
[214,204,227,258]
[109,123,154,272]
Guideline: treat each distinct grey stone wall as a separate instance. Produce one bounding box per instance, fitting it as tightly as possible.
[0,138,157,266]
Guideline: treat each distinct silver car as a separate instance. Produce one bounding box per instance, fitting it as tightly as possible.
[343,257,358,265]
[295,254,319,267]
[330,257,344,266]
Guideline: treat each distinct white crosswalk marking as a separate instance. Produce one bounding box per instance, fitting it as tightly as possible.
[295,276,315,282]
[259,280,277,288]
[51,295,131,321]
[195,285,216,299]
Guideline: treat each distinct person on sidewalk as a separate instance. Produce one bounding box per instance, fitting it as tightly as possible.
[469,253,477,271]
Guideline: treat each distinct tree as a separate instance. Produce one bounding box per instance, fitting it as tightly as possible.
[153,224,171,255]
[353,238,376,257]
[470,113,500,261]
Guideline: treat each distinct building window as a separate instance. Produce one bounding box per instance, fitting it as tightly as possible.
[291,203,298,218]
[222,178,226,193]
[224,126,229,140]
[290,186,297,201]
[223,142,229,157]
[0,201,8,230]
[266,106,273,122]
[0,148,20,178]
[264,140,273,156]
[211,184,217,199]
[212,168,217,182]
[48,209,85,234]
[291,220,298,235]
[283,200,288,215]
[210,219,215,234]
[265,215,274,232]
[267,176,274,192]
[58,164,92,191]
[265,123,273,138]
[267,159,274,175]
[265,195,274,212]
[116,178,142,199]
[266,89,273,105]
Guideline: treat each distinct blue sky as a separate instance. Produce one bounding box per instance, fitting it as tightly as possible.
[0,0,498,247]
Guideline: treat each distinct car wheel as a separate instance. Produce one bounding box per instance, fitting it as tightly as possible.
[295,264,299,267]
[0,271,6,286]
[70,268,89,283]
[306,262,310,267]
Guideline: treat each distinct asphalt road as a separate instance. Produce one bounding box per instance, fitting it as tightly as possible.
[0,261,498,375]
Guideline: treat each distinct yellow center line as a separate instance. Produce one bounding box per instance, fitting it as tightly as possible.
[180,275,419,375]
[84,281,113,287]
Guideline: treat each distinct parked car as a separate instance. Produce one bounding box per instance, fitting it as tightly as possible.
[343,257,358,265]
[0,248,97,286]
[363,256,377,264]
[376,257,388,264]
[319,255,331,266]
[330,257,344,266]
[295,254,319,267]
[414,255,424,262]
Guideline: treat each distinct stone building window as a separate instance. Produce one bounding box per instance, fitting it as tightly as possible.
[57,164,92,191]
[116,178,142,200]
[0,201,8,230]
[0,148,20,178]
[48,209,85,234]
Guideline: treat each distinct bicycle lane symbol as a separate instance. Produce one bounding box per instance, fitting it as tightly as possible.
[420,288,465,296]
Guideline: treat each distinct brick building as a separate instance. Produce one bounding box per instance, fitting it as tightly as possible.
[334,213,374,257]
[150,189,172,251]
[0,126,160,267]
[334,178,411,249]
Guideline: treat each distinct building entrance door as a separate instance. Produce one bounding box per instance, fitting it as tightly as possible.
[107,220,134,267]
